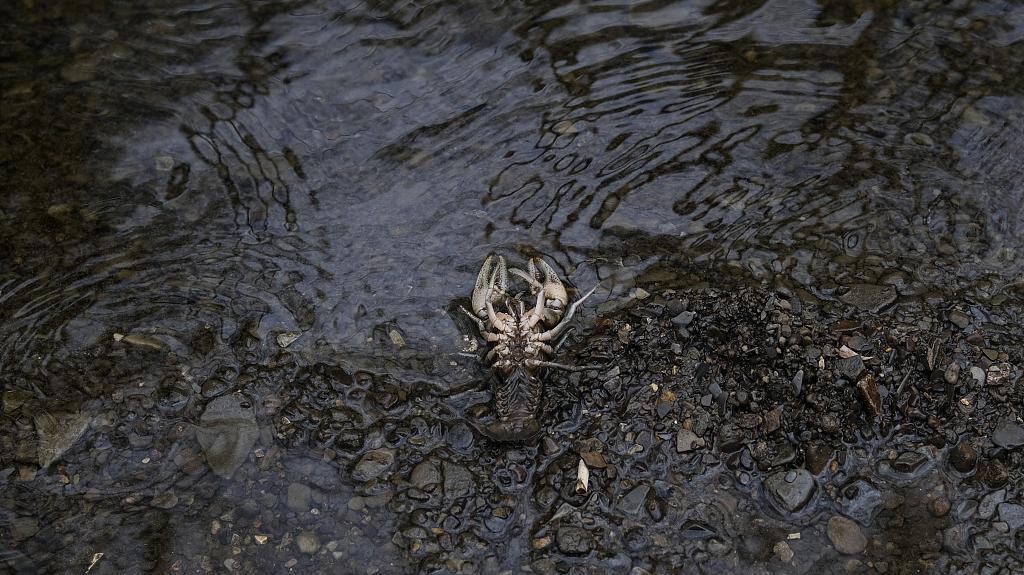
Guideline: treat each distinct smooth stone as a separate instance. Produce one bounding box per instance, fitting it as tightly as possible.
[978,489,1005,519]
[196,395,259,478]
[410,460,441,489]
[764,469,816,512]
[296,531,320,554]
[352,449,396,482]
[930,496,951,517]
[443,462,475,498]
[892,451,928,474]
[827,516,867,554]
[631,288,650,300]
[618,485,650,516]
[672,311,695,327]
[948,310,971,328]
[11,517,39,541]
[997,503,1024,530]
[676,429,706,453]
[991,422,1024,449]
[970,366,986,385]
[774,541,794,563]
[839,284,896,313]
[837,356,866,380]
[287,482,312,512]
[35,412,91,468]
[949,442,978,472]
[556,526,594,555]
[151,492,178,509]
[944,362,960,385]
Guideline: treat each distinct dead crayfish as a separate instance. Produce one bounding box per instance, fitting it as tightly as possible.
[462,254,597,441]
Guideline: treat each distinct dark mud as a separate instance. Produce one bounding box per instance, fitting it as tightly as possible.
[3,269,1022,574]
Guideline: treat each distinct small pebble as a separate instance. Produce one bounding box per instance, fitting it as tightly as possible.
[827,516,867,554]
[773,541,794,563]
[930,496,951,517]
[296,531,320,554]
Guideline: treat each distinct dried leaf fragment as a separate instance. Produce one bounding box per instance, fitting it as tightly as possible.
[575,458,590,494]
[86,553,104,573]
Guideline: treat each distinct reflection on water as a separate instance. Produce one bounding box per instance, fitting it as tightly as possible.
[3,0,1023,366]
[1,0,1023,572]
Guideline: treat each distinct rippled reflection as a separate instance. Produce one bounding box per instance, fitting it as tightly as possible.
[4,0,1022,372]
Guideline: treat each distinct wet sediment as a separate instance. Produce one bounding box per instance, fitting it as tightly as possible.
[2,279,1022,574]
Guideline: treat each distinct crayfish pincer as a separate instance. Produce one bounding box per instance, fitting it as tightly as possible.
[461,254,598,441]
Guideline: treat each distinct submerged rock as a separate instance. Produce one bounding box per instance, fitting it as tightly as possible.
[35,412,91,468]
[287,482,312,512]
[196,394,259,478]
[765,469,816,513]
[991,422,1024,449]
[948,310,971,329]
[893,451,928,475]
[556,525,594,555]
[839,284,896,313]
[410,460,441,490]
[948,442,977,473]
[151,492,179,509]
[352,449,396,482]
[443,462,475,498]
[3,389,32,413]
[997,503,1024,530]
[827,516,867,554]
[11,517,39,541]
[618,485,649,516]
[805,443,833,475]
[296,531,320,554]
[676,429,706,453]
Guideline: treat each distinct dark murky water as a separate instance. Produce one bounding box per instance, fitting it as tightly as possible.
[2,0,1023,573]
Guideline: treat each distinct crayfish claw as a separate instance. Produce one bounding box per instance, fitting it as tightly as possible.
[472,254,508,318]
[534,257,569,320]
[510,257,569,326]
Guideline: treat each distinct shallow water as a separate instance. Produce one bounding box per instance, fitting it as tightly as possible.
[2,0,1023,573]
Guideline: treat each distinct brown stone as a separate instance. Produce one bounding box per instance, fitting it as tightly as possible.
[856,374,882,417]
[827,516,868,554]
[948,441,977,473]
[976,459,1008,488]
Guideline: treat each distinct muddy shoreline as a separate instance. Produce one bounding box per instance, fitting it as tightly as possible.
[3,274,1022,574]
